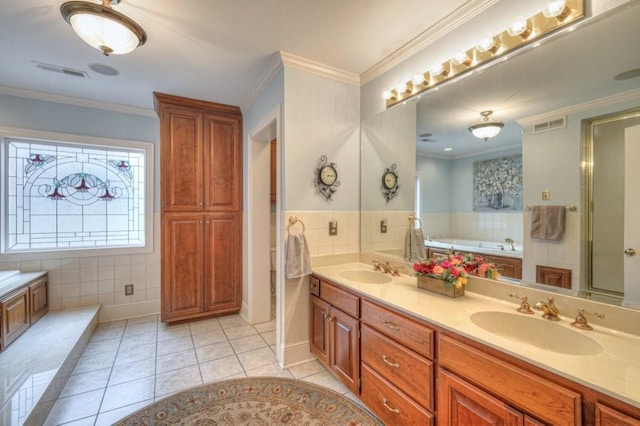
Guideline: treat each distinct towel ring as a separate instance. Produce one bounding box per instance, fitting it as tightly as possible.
[287,216,306,232]
[408,215,422,227]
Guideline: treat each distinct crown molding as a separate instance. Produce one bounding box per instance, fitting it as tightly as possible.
[0,85,157,118]
[239,53,284,113]
[279,51,360,86]
[360,0,499,86]
[517,88,640,127]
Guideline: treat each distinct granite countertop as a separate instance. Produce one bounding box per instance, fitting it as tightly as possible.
[0,271,48,298]
[312,262,640,409]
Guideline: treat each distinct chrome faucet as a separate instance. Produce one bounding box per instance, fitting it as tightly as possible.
[533,296,560,320]
[504,238,516,251]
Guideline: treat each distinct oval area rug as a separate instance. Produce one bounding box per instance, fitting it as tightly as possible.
[114,376,382,425]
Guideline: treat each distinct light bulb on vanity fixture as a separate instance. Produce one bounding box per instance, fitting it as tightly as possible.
[60,0,147,56]
[382,0,584,108]
[468,111,504,141]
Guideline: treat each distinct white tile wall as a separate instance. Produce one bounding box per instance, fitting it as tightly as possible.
[361,211,413,253]
[0,213,161,315]
[281,210,359,347]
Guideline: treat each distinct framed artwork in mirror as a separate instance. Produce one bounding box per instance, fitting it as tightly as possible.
[473,155,522,211]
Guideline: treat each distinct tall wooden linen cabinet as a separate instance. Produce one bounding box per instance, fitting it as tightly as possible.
[154,93,242,323]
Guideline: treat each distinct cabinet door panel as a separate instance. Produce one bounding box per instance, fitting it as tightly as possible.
[161,106,204,211]
[595,403,640,425]
[310,296,330,366]
[162,215,205,321]
[204,115,241,211]
[438,368,524,426]
[1,288,30,348]
[329,308,359,393]
[29,277,48,324]
[204,214,242,312]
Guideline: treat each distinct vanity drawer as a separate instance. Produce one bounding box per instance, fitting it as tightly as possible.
[361,324,433,410]
[361,299,433,359]
[438,334,580,425]
[360,363,433,426]
[319,280,359,318]
[309,275,320,297]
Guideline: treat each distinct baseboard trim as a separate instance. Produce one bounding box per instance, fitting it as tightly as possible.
[282,340,314,369]
[98,300,160,323]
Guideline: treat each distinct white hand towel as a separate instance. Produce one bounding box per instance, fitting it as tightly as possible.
[285,232,312,279]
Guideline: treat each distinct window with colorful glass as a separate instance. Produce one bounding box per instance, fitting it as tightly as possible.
[4,137,147,252]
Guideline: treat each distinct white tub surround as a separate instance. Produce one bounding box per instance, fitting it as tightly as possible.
[426,238,523,259]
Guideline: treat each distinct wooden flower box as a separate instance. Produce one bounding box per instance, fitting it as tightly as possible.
[417,276,465,298]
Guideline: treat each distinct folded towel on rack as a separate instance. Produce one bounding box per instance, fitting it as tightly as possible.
[285,231,312,279]
[405,227,427,262]
[530,205,566,241]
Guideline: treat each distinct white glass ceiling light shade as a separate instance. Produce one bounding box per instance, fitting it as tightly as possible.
[60,0,147,56]
[468,111,504,141]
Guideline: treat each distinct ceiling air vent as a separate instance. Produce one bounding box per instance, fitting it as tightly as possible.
[33,61,89,79]
[533,116,566,134]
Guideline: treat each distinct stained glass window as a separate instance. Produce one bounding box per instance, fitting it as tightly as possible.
[5,137,146,252]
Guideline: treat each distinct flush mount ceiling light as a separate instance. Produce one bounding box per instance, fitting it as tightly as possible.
[469,111,504,141]
[60,0,147,56]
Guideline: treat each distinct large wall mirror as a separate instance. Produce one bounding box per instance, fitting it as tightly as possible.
[360,2,640,308]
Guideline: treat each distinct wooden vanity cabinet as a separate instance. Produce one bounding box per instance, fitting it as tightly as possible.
[0,287,30,350]
[484,254,522,279]
[309,277,360,393]
[155,92,242,323]
[360,299,435,425]
[29,276,49,324]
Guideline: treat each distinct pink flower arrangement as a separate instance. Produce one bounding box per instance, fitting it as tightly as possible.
[413,253,499,288]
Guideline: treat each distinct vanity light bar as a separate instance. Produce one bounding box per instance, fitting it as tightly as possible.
[384,0,584,108]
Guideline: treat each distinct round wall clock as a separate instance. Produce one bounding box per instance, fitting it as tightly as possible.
[316,155,340,200]
[381,163,399,202]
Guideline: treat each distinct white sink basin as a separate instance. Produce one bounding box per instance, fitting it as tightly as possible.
[339,270,393,284]
[471,311,603,356]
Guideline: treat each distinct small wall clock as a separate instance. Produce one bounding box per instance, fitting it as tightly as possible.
[381,163,399,202]
[316,155,340,200]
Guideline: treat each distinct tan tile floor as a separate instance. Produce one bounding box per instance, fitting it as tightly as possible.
[44,313,351,425]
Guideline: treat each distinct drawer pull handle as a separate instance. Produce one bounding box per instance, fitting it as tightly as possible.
[382,355,400,368]
[383,398,400,414]
[382,321,400,331]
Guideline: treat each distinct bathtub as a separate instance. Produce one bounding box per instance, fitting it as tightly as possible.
[426,238,522,258]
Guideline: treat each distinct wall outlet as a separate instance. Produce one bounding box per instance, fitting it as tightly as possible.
[542,190,550,200]
[125,284,134,296]
[329,220,338,236]
[380,220,387,233]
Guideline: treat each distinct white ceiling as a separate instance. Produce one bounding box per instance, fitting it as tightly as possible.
[0,0,475,111]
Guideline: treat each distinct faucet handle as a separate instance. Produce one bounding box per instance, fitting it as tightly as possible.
[509,293,534,314]
[372,261,381,271]
[570,308,605,330]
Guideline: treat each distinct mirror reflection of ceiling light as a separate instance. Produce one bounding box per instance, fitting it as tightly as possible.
[468,111,504,141]
[60,0,147,56]
[443,147,454,152]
